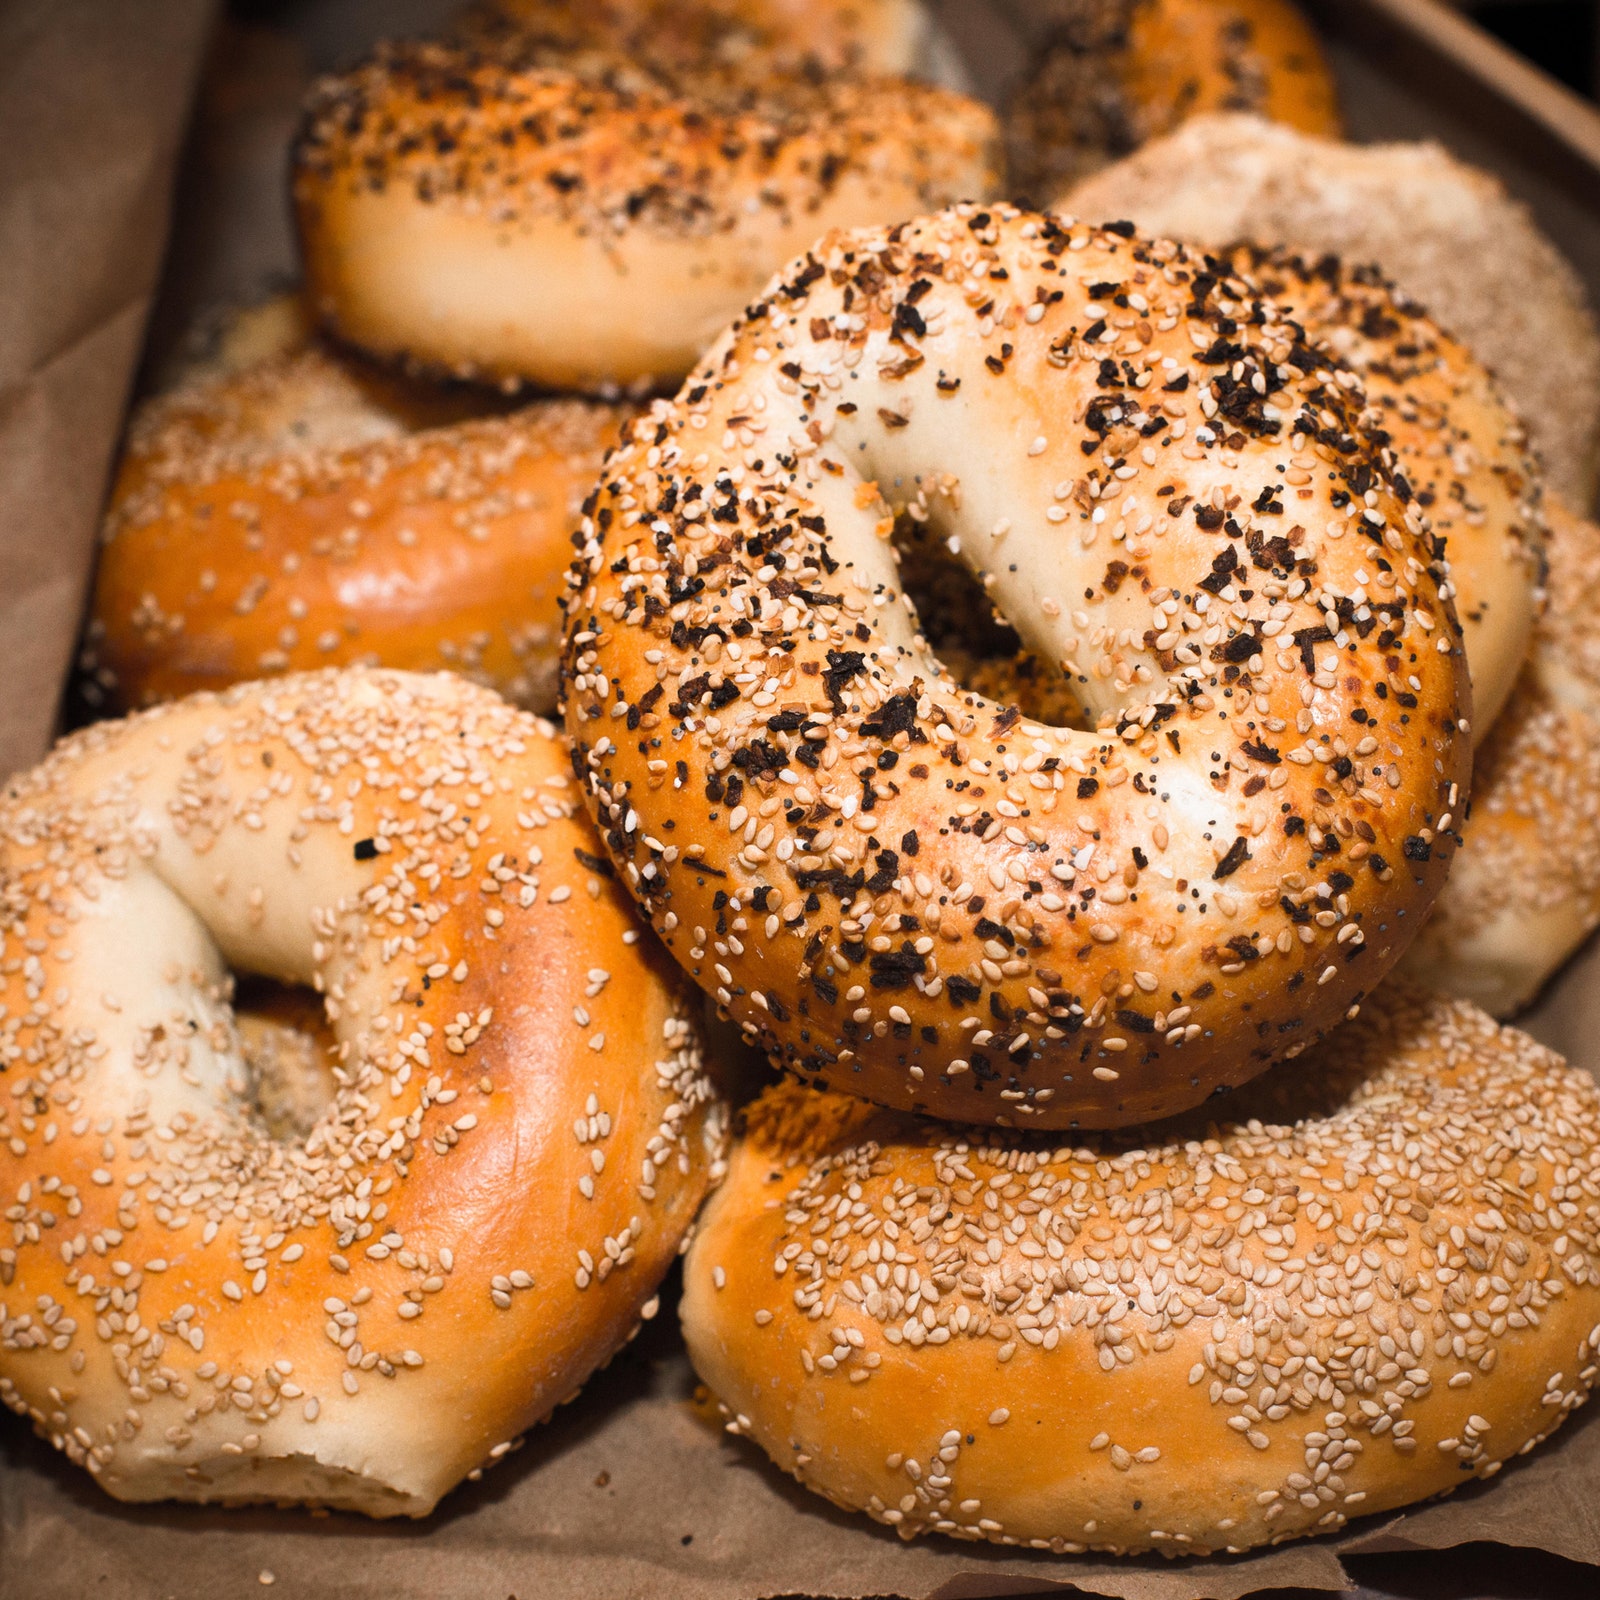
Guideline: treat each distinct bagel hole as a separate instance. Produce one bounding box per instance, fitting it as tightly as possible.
[892,514,1088,729]
[231,976,340,1141]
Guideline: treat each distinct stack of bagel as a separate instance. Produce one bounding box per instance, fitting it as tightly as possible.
[79,0,999,717]
[4,0,1600,1567]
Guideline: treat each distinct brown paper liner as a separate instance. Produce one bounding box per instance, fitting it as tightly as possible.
[2,2,1598,1595]
[0,0,215,776]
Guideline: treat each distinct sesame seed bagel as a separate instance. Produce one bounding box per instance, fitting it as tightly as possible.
[1405,497,1600,1016]
[682,982,1600,1556]
[1064,113,1600,509]
[562,204,1471,1130]
[81,303,629,715]
[1006,0,1341,202]
[292,40,1000,395]
[1223,246,1544,739]
[0,668,727,1515]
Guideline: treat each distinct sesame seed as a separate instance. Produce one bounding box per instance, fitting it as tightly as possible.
[688,970,1600,1554]
[0,666,728,1517]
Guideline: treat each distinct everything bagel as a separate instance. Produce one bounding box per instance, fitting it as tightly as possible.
[682,982,1600,1554]
[0,669,726,1514]
[1063,113,1600,508]
[896,243,1546,744]
[293,39,999,393]
[563,205,1471,1130]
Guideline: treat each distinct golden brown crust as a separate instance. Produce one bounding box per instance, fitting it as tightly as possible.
[562,205,1472,1131]
[682,982,1600,1554]
[83,330,629,714]
[1006,0,1341,199]
[1224,246,1543,738]
[291,40,1000,391]
[0,668,726,1515]
[1405,497,1600,1015]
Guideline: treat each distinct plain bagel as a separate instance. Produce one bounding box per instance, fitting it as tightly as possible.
[682,981,1600,1555]
[1405,496,1600,1015]
[563,204,1471,1130]
[81,299,628,714]
[0,669,727,1515]
[292,39,999,393]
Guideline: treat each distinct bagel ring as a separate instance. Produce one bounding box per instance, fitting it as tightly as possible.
[1005,0,1341,201]
[1406,496,1600,1015]
[80,299,629,715]
[292,38,1000,393]
[0,668,727,1515]
[562,204,1471,1130]
[682,981,1600,1555]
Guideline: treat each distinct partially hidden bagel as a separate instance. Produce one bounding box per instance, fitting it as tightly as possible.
[682,981,1600,1555]
[1005,0,1341,201]
[1405,496,1600,1015]
[1220,245,1544,738]
[292,38,999,393]
[1064,112,1600,509]
[81,299,629,714]
[563,204,1472,1131]
[0,668,727,1514]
